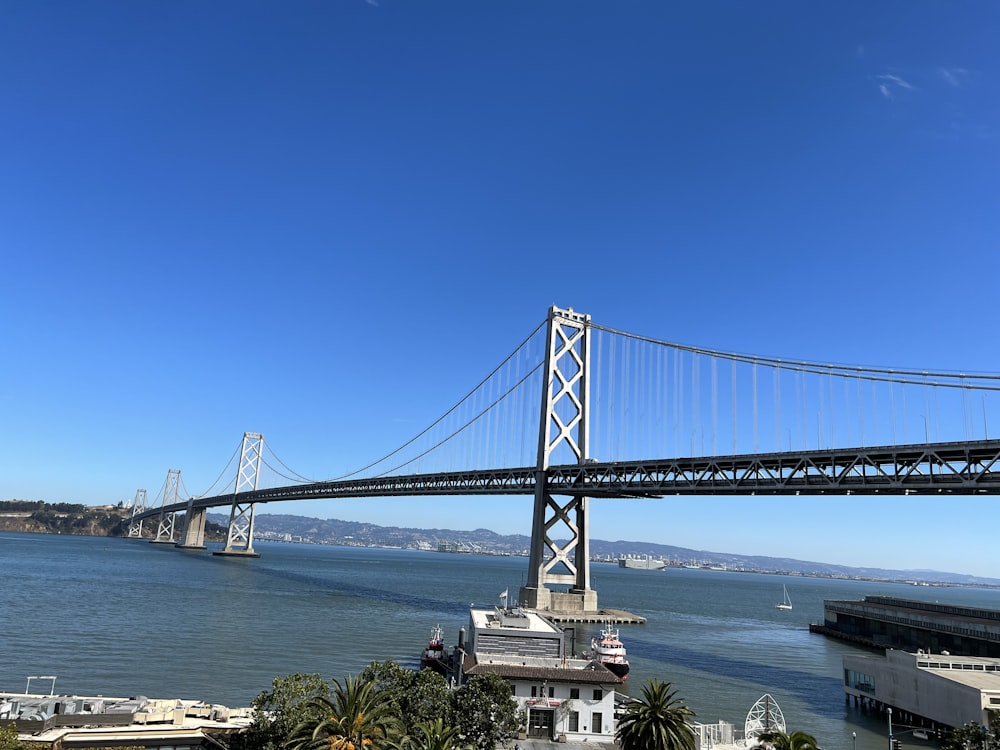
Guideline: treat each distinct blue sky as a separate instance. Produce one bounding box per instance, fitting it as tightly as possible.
[3,2,1000,577]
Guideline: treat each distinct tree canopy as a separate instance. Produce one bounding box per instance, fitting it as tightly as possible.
[616,679,696,750]
[755,729,821,750]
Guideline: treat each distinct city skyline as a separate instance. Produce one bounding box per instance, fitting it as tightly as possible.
[3,3,999,577]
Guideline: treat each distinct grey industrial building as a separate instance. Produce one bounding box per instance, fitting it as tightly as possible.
[814,596,1000,656]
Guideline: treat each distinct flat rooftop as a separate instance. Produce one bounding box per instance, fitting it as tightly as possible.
[470,606,561,635]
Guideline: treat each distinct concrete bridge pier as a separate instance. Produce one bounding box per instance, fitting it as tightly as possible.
[176,502,207,550]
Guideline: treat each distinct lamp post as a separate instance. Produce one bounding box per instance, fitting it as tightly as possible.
[853,731,857,750]
[888,707,894,750]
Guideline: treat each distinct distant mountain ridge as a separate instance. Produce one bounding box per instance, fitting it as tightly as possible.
[210,512,1000,587]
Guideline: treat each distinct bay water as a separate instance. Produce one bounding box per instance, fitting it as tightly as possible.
[3,532,998,750]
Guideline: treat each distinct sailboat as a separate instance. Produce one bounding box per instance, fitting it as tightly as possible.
[775,584,792,610]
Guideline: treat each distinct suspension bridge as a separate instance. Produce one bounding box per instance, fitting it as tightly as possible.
[125,306,1000,613]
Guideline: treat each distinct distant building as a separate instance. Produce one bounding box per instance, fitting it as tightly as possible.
[455,603,623,742]
[843,649,1000,730]
[0,692,251,749]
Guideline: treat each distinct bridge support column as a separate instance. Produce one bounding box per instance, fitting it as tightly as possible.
[127,489,148,538]
[519,306,597,613]
[215,432,264,558]
[176,501,207,550]
[151,470,181,545]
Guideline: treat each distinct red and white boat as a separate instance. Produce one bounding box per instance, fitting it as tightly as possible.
[591,625,630,679]
[420,625,448,675]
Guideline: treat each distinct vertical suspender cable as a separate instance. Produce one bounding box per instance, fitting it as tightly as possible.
[693,353,701,455]
[889,374,897,446]
[671,349,681,456]
[817,372,824,450]
[711,356,718,456]
[829,373,836,448]
[844,377,852,448]
[601,333,618,461]
[731,360,738,455]
[871,378,879,448]
[594,330,602,463]
[679,348,686,456]
[962,377,971,441]
[638,338,646,460]
[773,365,782,453]
[857,373,865,448]
[620,335,629,460]
[752,360,759,454]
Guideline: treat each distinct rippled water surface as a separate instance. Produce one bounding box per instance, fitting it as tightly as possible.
[4,532,999,750]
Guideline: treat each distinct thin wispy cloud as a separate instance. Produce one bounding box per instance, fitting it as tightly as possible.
[940,67,968,87]
[875,73,916,100]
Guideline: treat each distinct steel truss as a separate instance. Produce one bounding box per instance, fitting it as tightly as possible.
[154,470,181,542]
[543,440,1000,496]
[523,305,593,606]
[220,432,264,555]
[127,488,148,537]
[134,440,1000,529]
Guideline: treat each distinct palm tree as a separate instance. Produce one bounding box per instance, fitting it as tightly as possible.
[755,729,821,750]
[616,679,696,750]
[395,719,472,750]
[285,674,402,750]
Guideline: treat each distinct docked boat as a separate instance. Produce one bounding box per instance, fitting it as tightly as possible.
[420,625,448,675]
[591,625,630,679]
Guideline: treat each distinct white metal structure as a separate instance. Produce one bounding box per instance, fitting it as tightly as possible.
[744,693,785,743]
[153,470,181,543]
[218,432,264,556]
[521,306,595,612]
[126,489,148,538]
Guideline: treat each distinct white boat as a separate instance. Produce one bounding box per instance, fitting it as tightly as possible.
[775,584,792,610]
[590,625,630,679]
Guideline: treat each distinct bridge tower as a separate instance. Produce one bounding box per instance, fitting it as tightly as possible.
[126,489,148,538]
[214,432,264,558]
[151,469,181,544]
[519,306,597,613]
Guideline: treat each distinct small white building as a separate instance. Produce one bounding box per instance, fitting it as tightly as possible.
[843,649,1000,730]
[459,605,623,742]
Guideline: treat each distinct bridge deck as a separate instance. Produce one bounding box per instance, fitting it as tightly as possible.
[133,439,1000,523]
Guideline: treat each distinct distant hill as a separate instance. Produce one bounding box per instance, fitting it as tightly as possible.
[210,511,1000,588]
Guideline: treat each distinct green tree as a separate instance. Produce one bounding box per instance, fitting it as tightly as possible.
[286,674,401,750]
[448,673,519,750]
[616,679,696,750]
[239,673,332,750]
[359,661,451,737]
[396,719,472,750]
[943,720,1000,750]
[0,723,23,750]
[755,730,821,750]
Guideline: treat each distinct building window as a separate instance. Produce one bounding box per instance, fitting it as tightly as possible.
[593,689,603,700]
[531,686,537,698]
[569,711,580,732]
[549,686,555,698]
[592,711,603,733]
[570,688,580,700]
